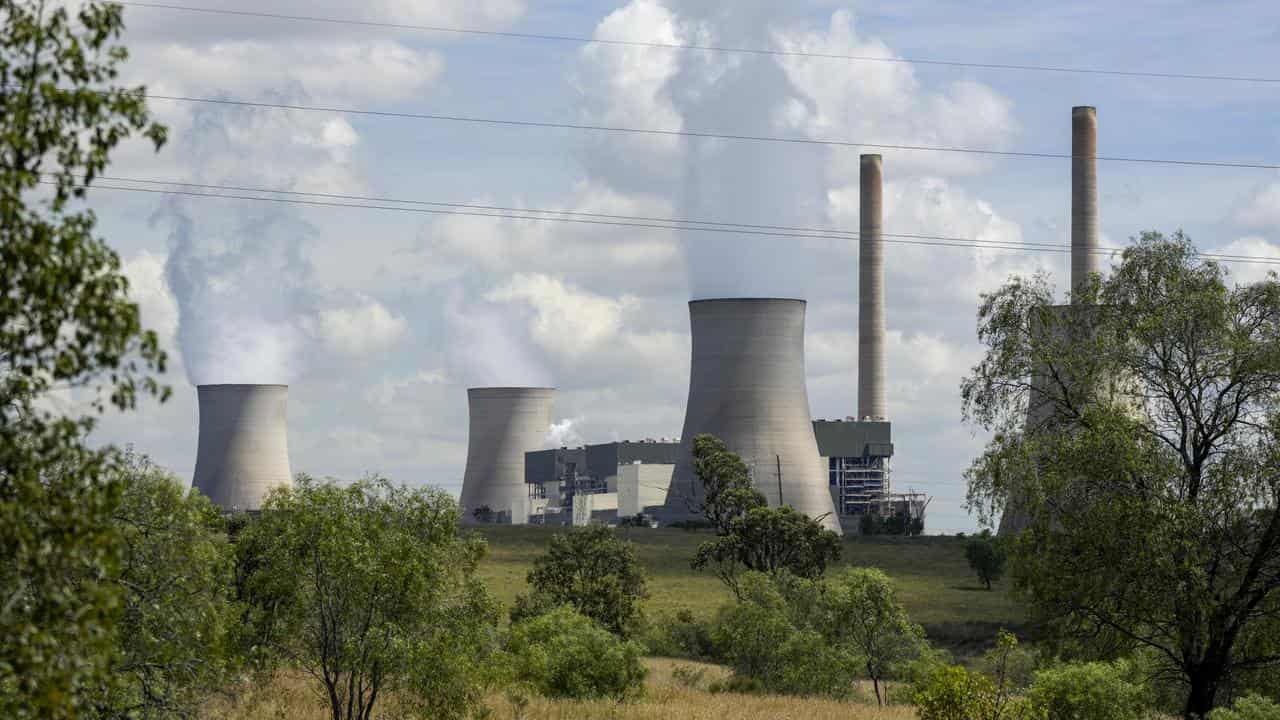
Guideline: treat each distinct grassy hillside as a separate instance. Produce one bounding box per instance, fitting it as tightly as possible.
[473,526,1024,656]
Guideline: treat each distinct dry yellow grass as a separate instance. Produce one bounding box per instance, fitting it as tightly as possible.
[202,659,919,720]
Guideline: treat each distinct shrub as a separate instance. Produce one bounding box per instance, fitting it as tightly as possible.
[642,608,717,660]
[712,573,855,697]
[516,524,647,637]
[507,606,647,700]
[1025,660,1149,720]
[821,567,928,705]
[1210,695,1280,720]
[964,530,1007,590]
[912,663,1032,720]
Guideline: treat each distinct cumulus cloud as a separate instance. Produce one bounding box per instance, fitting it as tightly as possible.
[1214,236,1280,287]
[312,300,408,357]
[486,273,631,355]
[1234,182,1280,229]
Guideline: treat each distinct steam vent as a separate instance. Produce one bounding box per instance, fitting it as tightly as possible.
[192,384,292,511]
[661,298,842,533]
[459,387,555,525]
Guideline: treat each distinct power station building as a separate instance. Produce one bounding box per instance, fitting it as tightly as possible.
[813,418,893,517]
[525,440,679,525]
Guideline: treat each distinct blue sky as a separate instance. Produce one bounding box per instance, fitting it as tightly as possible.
[81,0,1280,533]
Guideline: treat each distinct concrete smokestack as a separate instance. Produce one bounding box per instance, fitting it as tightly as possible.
[192,384,292,511]
[859,154,886,421]
[661,299,841,533]
[459,387,554,525]
[1071,106,1099,299]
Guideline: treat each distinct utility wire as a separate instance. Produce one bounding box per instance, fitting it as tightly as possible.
[141,93,1280,171]
[51,178,1280,266]
[76,172,1271,262]
[117,1,1280,85]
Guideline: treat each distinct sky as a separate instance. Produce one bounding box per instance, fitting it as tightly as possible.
[75,0,1280,534]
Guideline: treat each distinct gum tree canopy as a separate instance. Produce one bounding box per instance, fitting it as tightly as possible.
[963,232,1280,720]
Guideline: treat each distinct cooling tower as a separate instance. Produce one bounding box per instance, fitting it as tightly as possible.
[192,384,292,511]
[661,299,842,533]
[1071,106,1099,299]
[459,387,554,525]
[859,154,887,421]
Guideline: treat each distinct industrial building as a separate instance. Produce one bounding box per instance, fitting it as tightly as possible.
[525,440,679,525]
[192,384,292,511]
[813,418,893,517]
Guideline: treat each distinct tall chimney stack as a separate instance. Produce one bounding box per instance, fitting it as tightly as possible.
[1071,106,1099,300]
[859,154,886,421]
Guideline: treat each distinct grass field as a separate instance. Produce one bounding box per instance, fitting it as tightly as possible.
[473,526,1025,657]
[204,660,920,720]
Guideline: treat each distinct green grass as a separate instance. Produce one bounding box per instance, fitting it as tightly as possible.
[472,526,1024,657]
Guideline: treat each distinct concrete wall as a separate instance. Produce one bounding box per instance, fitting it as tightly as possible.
[661,298,841,533]
[460,387,554,525]
[618,463,675,518]
[192,384,292,511]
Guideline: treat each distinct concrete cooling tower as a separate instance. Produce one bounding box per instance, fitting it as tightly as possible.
[459,387,555,525]
[192,384,292,511]
[661,299,842,533]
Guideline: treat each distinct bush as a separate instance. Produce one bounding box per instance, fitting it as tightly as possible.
[641,608,717,660]
[964,530,1008,590]
[1211,695,1280,720]
[711,573,855,697]
[912,663,1032,720]
[1025,660,1149,720]
[516,524,648,637]
[506,606,647,700]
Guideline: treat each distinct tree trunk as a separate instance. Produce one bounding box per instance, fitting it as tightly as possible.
[1183,665,1222,720]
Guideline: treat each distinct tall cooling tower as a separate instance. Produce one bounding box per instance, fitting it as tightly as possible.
[661,299,842,533]
[459,387,554,525]
[192,384,292,511]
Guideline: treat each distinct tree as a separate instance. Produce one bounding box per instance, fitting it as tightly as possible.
[0,2,167,716]
[964,530,1007,590]
[241,475,499,720]
[92,450,237,718]
[514,524,648,637]
[690,434,841,594]
[963,232,1280,719]
[822,567,928,705]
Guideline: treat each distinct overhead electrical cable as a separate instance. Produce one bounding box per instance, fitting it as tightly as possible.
[117,0,1280,84]
[47,178,1280,266]
[138,93,1280,171]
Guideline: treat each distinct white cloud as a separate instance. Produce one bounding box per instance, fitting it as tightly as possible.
[122,251,180,347]
[1214,236,1280,287]
[313,299,408,357]
[486,273,631,355]
[1235,182,1280,229]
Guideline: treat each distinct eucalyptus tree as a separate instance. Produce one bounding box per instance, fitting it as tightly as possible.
[963,232,1280,718]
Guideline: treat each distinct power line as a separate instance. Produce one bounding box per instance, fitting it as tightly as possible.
[50,177,1280,266]
[117,1,1280,85]
[141,93,1280,171]
[77,172,1273,263]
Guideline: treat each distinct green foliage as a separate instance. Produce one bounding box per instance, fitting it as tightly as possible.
[91,451,237,718]
[912,663,1033,720]
[860,512,926,536]
[641,608,717,661]
[690,436,841,593]
[239,475,498,720]
[515,524,648,637]
[1210,695,1280,720]
[822,567,928,705]
[962,232,1280,718]
[505,605,647,700]
[0,2,168,715]
[1024,659,1150,720]
[689,433,765,532]
[965,530,1008,590]
[978,629,1037,696]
